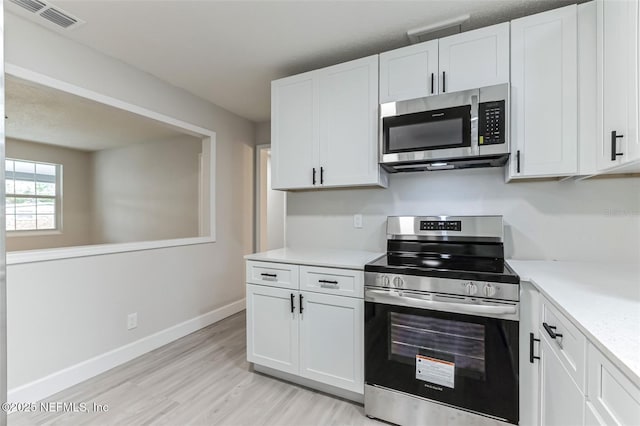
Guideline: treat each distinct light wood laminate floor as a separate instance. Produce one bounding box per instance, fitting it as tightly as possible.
[10,311,380,426]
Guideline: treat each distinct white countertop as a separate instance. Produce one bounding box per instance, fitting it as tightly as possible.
[245,247,384,270]
[507,260,640,386]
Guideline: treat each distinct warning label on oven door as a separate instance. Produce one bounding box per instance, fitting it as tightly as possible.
[416,355,455,388]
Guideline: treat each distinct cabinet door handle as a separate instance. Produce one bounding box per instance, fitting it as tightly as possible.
[442,71,446,93]
[320,167,324,185]
[543,322,563,339]
[430,73,434,94]
[299,294,304,314]
[530,333,540,363]
[611,131,624,161]
[516,150,521,174]
[312,168,316,185]
[290,293,295,313]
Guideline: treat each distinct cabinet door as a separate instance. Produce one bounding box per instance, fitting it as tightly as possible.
[379,40,439,102]
[318,55,380,187]
[246,284,299,375]
[271,71,319,190]
[298,291,363,393]
[519,282,541,426]
[539,336,585,426]
[438,22,509,94]
[509,5,578,178]
[587,344,640,426]
[597,0,639,170]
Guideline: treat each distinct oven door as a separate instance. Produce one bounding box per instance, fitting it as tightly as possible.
[365,290,519,424]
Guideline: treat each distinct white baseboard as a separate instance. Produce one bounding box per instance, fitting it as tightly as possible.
[8,299,246,405]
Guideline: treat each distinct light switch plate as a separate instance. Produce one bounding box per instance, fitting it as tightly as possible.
[353,214,363,229]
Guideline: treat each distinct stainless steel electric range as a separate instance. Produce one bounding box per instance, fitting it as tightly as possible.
[364,215,520,425]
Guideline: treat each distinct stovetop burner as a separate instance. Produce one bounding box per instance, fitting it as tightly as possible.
[365,253,520,284]
[364,216,520,285]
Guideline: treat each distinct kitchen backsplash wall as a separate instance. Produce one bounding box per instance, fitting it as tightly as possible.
[286,168,640,262]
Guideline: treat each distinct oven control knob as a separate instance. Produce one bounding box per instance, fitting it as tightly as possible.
[380,275,390,287]
[484,284,497,297]
[466,282,478,296]
[392,276,404,288]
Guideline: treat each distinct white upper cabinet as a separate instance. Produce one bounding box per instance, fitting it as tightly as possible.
[379,40,439,102]
[509,5,578,178]
[271,56,386,190]
[597,0,639,171]
[318,55,381,187]
[379,23,509,102]
[271,72,318,190]
[438,22,510,93]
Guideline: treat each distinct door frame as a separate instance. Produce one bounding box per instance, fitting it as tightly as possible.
[255,144,286,252]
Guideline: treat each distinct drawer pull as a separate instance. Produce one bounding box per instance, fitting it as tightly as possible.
[319,279,339,287]
[260,273,278,281]
[543,322,563,339]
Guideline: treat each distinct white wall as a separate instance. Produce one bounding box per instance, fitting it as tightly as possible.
[6,13,255,390]
[6,138,93,250]
[90,136,202,244]
[287,168,640,262]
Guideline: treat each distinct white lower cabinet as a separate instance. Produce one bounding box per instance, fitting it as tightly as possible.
[586,344,640,425]
[246,284,299,374]
[299,291,363,393]
[523,287,640,426]
[246,260,364,396]
[539,335,585,426]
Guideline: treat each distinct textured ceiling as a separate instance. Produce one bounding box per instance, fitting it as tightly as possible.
[8,0,579,122]
[5,75,197,151]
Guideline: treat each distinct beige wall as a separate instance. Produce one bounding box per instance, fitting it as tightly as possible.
[90,136,202,244]
[6,138,93,251]
[6,13,255,390]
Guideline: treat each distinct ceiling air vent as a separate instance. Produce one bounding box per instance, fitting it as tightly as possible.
[7,0,84,30]
[40,7,77,28]
[9,0,46,13]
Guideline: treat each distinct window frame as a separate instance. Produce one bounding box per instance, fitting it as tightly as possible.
[5,64,217,266]
[5,158,63,235]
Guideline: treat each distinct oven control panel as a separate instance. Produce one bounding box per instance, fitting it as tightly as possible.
[365,272,520,302]
[420,220,461,231]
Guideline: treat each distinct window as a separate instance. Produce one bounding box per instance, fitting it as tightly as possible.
[5,159,60,232]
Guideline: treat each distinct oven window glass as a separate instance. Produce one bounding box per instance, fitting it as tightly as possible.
[383,105,471,154]
[389,313,486,381]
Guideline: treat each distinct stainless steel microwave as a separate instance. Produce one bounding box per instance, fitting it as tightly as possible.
[380,84,510,172]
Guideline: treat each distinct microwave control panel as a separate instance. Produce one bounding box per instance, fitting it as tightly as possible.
[478,100,505,145]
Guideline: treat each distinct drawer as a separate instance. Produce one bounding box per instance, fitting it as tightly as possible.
[587,344,640,425]
[246,261,299,290]
[540,296,587,391]
[299,266,364,298]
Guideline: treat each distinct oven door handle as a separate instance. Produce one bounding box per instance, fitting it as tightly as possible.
[366,289,518,318]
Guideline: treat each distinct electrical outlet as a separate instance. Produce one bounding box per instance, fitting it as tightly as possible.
[353,214,363,229]
[127,313,138,330]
